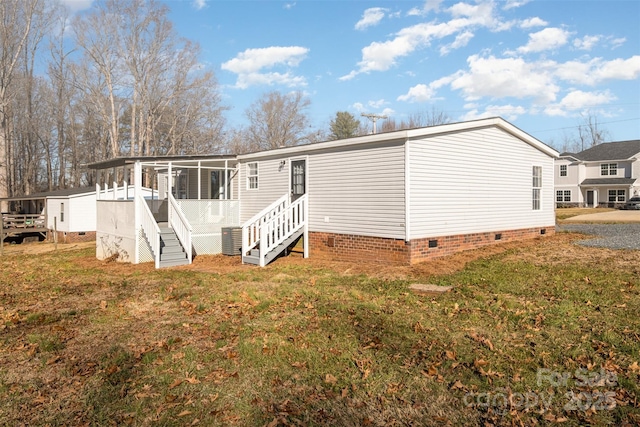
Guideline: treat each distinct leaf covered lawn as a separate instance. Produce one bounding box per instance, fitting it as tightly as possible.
[0,233,638,426]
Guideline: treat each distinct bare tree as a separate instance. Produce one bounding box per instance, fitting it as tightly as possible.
[244,91,311,151]
[379,107,451,133]
[562,111,610,152]
[0,0,43,208]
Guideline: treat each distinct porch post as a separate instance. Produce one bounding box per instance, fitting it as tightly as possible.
[112,167,117,200]
[197,161,202,200]
[168,162,172,224]
[134,160,142,264]
[224,159,228,200]
[123,166,129,200]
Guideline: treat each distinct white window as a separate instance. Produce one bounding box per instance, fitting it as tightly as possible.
[556,190,571,202]
[247,162,258,189]
[608,189,625,202]
[559,164,567,177]
[532,166,542,210]
[601,163,617,176]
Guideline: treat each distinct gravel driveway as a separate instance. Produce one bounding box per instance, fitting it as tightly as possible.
[557,223,640,250]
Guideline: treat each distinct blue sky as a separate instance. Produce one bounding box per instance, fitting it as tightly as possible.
[65,0,640,149]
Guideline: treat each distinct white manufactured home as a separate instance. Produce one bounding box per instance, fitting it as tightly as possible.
[88,117,559,268]
[1,187,153,244]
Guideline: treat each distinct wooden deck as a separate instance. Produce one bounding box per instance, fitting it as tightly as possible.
[1,214,48,239]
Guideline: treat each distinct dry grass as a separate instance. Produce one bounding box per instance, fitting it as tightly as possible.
[555,207,615,221]
[0,234,639,426]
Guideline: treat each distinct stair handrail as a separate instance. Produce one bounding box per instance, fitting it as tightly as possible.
[241,193,289,263]
[138,194,161,269]
[168,193,193,264]
[262,194,307,265]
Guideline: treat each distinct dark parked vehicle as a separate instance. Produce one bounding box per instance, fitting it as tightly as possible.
[623,196,640,210]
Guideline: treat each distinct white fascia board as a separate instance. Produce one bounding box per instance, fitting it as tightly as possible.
[237,117,559,162]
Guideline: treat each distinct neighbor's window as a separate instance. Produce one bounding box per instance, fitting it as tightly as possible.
[556,190,571,202]
[60,203,64,222]
[608,189,625,202]
[559,164,567,177]
[532,166,542,210]
[601,163,617,176]
[247,162,258,189]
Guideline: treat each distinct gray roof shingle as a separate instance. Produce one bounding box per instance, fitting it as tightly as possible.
[568,140,640,161]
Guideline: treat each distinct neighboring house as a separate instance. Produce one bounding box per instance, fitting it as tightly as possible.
[1,186,153,243]
[88,117,558,268]
[555,140,640,208]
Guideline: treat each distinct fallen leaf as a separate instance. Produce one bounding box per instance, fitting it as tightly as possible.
[177,410,192,417]
[100,300,107,310]
[169,379,183,389]
[324,374,337,385]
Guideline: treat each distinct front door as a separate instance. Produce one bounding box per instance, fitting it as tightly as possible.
[586,190,594,208]
[291,159,306,201]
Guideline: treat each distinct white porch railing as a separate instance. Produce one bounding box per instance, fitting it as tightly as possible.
[242,193,308,267]
[138,194,161,269]
[168,193,193,264]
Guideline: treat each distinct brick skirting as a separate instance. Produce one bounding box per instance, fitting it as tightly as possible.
[309,226,554,264]
[49,231,96,244]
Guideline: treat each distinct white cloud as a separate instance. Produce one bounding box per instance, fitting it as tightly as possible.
[221,46,309,89]
[193,0,207,10]
[609,37,626,49]
[351,102,365,112]
[440,30,474,55]
[368,99,387,109]
[449,55,559,103]
[520,17,548,29]
[555,56,640,85]
[517,27,571,53]
[342,2,510,79]
[408,0,442,16]
[284,2,296,10]
[59,0,93,12]
[503,0,530,10]
[543,90,616,116]
[463,104,526,121]
[355,7,387,30]
[397,84,437,102]
[573,35,600,51]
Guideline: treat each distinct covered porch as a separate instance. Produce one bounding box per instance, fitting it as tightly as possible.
[88,155,240,267]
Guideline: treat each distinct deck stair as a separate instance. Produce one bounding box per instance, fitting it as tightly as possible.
[242,193,308,267]
[158,224,189,268]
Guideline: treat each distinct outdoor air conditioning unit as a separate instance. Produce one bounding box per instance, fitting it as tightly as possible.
[221,227,242,256]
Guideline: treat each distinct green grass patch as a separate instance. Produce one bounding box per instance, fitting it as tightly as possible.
[0,240,638,426]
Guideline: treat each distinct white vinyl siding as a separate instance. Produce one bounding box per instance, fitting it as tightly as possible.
[408,127,555,239]
[239,141,406,239]
[47,194,96,232]
[239,158,289,222]
[307,141,405,239]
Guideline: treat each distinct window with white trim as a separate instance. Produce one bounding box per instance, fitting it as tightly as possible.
[559,164,567,177]
[247,162,258,189]
[608,189,625,202]
[556,190,571,202]
[60,203,64,222]
[532,166,542,210]
[601,163,617,176]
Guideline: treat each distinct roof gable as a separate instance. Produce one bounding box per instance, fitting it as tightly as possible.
[238,117,559,160]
